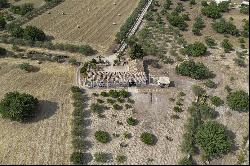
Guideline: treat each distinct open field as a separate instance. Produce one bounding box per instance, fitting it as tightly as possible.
[26,0,140,53]
[84,85,195,164]
[10,0,46,8]
[0,58,75,165]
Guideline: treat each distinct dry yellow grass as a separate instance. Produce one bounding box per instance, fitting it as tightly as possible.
[0,58,75,165]
[26,0,140,53]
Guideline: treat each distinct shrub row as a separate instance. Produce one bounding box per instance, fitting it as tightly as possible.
[0,35,97,56]
[116,0,150,43]
[70,86,89,165]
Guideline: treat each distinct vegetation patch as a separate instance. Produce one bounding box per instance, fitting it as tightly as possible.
[0,91,39,122]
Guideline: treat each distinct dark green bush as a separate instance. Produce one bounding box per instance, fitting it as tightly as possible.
[95,130,110,143]
[127,117,139,126]
[221,39,233,53]
[185,42,207,57]
[140,132,157,145]
[212,19,240,36]
[210,96,224,107]
[227,90,249,112]
[94,152,109,163]
[195,121,232,159]
[0,91,39,122]
[176,60,214,80]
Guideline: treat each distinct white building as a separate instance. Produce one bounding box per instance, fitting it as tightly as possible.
[214,0,230,4]
[241,0,249,6]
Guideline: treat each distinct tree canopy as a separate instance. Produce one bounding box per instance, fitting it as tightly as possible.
[176,60,214,80]
[0,91,39,122]
[195,121,232,159]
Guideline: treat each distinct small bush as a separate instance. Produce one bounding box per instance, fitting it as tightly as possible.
[204,79,217,88]
[107,98,116,104]
[115,155,127,163]
[94,131,111,144]
[113,104,123,110]
[210,96,224,107]
[174,106,183,113]
[94,152,109,163]
[127,117,139,126]
[70,152,86,165]
[221,39,233,53]
[140,132,157,145]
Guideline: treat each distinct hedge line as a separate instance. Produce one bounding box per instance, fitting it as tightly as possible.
[116,0,150,43]
[70,86,90,165]
[0,35,97,56]
[12,0,65,26]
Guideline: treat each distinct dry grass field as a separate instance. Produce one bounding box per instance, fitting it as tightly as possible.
[0,58,75,165]
[26,0,140,52]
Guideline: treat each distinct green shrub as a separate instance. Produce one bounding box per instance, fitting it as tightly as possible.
[212,19,240,36]
[94,130,111,143]
[227,90,249,112]
[173,106,183,113]
[100,91,109,97]
[70,152,85,165]
[113,104,123,110]
[10,3,34,16]
[94,152,109,163]
[221,39,233,53]
[210,96,224,107]
[167,11,188,31]
[176,60,214,80]
[205,36,217,48]
[201,2,222,19]
[117,98,125,103]
[185,42,207,57]
[195,121,233,159]
[107,98,116,104]
[140,132,157,145]
[90,103,105,115]
[204,79,217,88]
[115,155,127,163]
[178,156,193,165]
[19,63,35,72]
[0,91,39,122]
[127,117,139,126]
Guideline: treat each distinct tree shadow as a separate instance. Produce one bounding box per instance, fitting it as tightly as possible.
[27,100,58,123]
[81,153,93,165]
[46,35,55,41]
[83,140,93,150]
[82,119,92,127]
